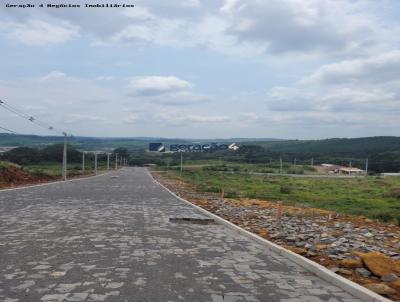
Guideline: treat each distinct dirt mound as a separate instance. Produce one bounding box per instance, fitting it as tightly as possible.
[0,164,55,189]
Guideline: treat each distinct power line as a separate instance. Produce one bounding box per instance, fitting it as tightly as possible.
[0,125,18,134]
[0,99,68,136]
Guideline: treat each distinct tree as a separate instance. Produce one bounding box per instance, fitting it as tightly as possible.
[112,147,129,158]
[41,144,81,163]
[0,147,41,164]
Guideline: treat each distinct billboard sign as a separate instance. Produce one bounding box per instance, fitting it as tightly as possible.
[149,143,166,152]
[149,142,239,152]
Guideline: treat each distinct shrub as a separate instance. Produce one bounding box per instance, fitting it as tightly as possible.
[370,211,394,222]
[198,185,220,193]
[245,191,257,199]
[260,168,275,173]
[280,185,292,194]
[303,165,316,172]
[224,188,239,198]
[287,167,304,174]
[384,188,400,199]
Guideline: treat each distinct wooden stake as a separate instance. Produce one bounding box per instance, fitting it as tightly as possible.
[276,201,283,220]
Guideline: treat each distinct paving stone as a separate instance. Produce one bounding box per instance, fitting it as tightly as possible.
[0,168,362,301]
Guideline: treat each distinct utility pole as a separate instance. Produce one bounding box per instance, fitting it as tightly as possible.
[294,158,297,166]
[62,132,67,181]
[365,158,369,176]
[115,153,118,170]
[82,152,85,174]
[94,152,98,175]
[107,153,110,170]
[311,157,314,166]
[180,152,183,176]
[280,156,283,174]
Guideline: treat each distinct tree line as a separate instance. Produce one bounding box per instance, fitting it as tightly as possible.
[1,141,399,173]
[0,144,130,165]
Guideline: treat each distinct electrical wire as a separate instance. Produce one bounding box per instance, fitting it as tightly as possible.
[0,125,18,134]
[0,99,69,136]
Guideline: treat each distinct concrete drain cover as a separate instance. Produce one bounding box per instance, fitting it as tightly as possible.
[169,217,216,225]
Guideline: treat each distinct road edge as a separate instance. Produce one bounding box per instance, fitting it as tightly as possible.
[149,170,392,302]
[0,170,115,193]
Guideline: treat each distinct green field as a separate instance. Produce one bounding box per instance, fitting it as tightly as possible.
[158,161,318,175]
[158,169,400,224]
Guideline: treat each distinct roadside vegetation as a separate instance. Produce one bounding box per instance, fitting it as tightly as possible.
[156,168,400,224]
[2,139,400,223]
[23,162,96,177]
[158,161,317,175]
[2,134,400,172]
[0,144,129,180]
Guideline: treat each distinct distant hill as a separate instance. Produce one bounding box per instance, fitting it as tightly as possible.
[0,133,186,151]
[1,134,399,172]
[243,136,400,172]
[246,136,400,157]
[1,134,399,155]
[0,133,282,151]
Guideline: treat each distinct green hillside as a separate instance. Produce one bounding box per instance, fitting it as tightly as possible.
[0,133,189,151]
[248,137,400,157]
[1,134,399,172]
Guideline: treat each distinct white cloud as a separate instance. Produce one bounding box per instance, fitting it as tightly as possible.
[5,20,79,45]
[1,1,400,138]
[65,114,107,124]
[0,72,223,137]
[1,0,396,60]
[266,50,400,114]
[39,71,67,81]
[95,76,114,81]
[220,0,375,56]
[121,113,141,124]
[301,50,400,85]
[240,112,261,120]
[150,91,210,106]
[151,108,230,125]
[127,76,210,106]
[128,76,192,95]
[185,115,229,123]
[123,6,153,20]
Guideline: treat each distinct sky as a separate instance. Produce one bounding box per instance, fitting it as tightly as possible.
[0,0,399,139]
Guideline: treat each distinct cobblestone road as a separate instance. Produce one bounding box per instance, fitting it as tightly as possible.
[0,167,361,302]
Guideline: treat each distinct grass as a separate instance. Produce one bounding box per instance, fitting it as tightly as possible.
[159,169,400,224]
[157,161,318,175]
[23,162,109,177]
[0,161,20,169]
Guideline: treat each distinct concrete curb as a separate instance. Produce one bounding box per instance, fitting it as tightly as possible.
[149,172,392,302]
[0,169,115,193]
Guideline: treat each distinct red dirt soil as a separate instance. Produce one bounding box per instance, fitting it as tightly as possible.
[0,166,57,189]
